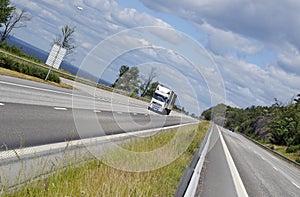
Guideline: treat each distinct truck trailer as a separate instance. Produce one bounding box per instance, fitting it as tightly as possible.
[148,85,177,115]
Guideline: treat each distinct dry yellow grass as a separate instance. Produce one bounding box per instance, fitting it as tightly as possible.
[0,67,73,89]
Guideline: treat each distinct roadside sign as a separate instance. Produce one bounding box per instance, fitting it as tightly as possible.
[45,44,66,69]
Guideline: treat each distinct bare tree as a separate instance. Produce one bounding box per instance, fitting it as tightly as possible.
[140,67,157,97]
[53,25,76,58]
[0,8,31,42]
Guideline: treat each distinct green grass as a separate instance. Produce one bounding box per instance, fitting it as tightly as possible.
[3,121,210,197]
[259,142,300,163]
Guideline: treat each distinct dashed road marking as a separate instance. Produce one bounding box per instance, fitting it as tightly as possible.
[93,110,102,113]
[273,166,279,171]
[54,107,68,111]
[292,182,300,189]
[259,155,266,161]
[117,112,123,114]
[0,103,4,106]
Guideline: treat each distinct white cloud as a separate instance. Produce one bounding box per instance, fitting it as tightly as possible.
[199,23,263,55]
[10,0,172,64]
[275,43,300,76]
[213,54,298,107]
[140,0,300,47]
[139,0,300,108]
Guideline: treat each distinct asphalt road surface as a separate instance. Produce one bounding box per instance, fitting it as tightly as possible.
[0,75,194,150]
[197,125,300,197]
[0,102,192,150]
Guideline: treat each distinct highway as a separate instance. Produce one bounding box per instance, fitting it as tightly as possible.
[197,124,300,196]
[0,75,194,150]
[3,75,299,197]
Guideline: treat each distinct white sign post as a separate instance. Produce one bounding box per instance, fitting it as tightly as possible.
[45,44,67,80]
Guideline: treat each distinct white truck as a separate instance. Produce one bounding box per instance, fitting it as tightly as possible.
[148,85,177,115]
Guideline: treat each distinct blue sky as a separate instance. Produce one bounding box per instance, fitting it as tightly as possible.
[9,0,300,115]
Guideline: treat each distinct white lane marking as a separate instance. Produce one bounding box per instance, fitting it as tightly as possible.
[217,126,249,197]
[292,182,300,189]
[0,80,93,100]
[0,103,4,106]
[117,112,122,114]
[273,166,280,172]
[259,155,266,161]
[133,113,137,115]
[93,110,102,113]
[54,107,68,111]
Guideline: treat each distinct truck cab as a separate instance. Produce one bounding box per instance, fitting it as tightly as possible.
[148,85,177,115]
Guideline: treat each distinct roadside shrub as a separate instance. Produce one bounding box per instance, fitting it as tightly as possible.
[286,145,300,153]
[130,92,138,98]
[0,54,60,83]
[0,42,43,64]
[296,157,300,163]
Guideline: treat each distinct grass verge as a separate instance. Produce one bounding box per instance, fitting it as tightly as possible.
[0,67,73,89]
[3,121,210,197]
[254,138,300,163]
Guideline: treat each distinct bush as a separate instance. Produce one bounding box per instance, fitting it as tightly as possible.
[0,54,60,83]
[286,145,300,153]
[0,42,43,64]
[296,157,300,163]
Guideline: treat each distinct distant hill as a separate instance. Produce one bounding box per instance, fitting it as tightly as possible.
[5,36,111,86]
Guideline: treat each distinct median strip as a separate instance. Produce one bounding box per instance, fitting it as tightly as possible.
[1,121,209,196]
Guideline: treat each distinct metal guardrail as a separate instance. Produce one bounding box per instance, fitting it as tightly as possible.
[174,124,212,197]
[241,134,300,168]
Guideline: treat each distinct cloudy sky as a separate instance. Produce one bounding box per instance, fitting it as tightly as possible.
[9,0,300,115]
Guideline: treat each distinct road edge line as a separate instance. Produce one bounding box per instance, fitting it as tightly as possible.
[217,126,249,197]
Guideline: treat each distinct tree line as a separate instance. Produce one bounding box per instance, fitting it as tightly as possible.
[202,94,300,148]
[111,65,159,99]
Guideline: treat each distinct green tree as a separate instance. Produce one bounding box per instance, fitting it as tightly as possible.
[0,0,14,27]
[269,105,299,145]
[143,81,159,98]
[140,67,157,97]
[113,66,140,94]
[112,65,129,88]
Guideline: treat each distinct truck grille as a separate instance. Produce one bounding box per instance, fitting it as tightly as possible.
[152,103,162,111]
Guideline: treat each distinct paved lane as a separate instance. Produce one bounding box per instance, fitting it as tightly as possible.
[0,102,193,150]
[197,125,300,196]
[222,127,300,197]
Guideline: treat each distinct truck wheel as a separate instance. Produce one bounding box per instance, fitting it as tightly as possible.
[166,109,171,115]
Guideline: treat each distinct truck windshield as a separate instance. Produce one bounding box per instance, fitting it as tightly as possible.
[153,93,167,102]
